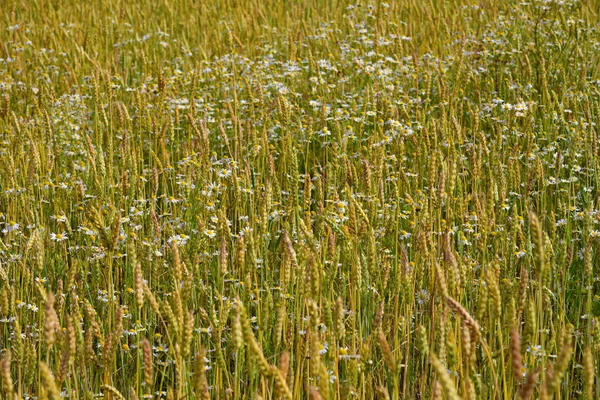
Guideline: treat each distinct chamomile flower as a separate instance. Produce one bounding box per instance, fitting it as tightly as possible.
[51,231,68,242]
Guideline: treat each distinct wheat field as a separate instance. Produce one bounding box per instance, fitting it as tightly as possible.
[0,0,599,399]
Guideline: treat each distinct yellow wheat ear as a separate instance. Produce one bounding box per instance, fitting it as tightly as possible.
[1,350,14,398]
[430,352,460,400]
[40,362,60,400]
[194,347,210,400]
[101,384,126,400]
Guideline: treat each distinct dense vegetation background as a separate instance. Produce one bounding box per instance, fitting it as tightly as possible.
[1,0,600,399]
